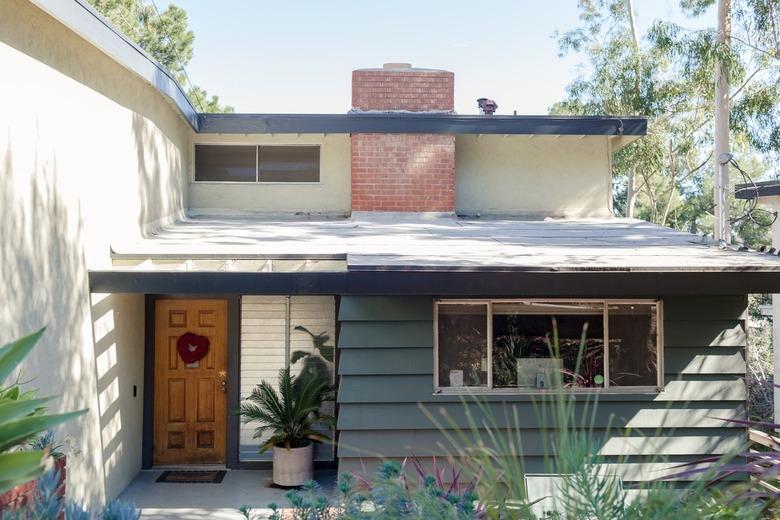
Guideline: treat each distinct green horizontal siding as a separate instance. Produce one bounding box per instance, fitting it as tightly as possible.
[336,295,747,483]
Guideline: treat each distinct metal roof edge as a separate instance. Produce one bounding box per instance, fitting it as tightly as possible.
[30,0,199,131]
[197,113,648,136]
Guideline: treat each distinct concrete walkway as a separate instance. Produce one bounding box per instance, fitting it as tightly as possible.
[118,469,336,520]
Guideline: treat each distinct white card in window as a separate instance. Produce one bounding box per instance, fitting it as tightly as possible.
[517,358,562,388]
[449,370,464,387]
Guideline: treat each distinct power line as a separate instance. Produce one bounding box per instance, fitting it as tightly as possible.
[730,156,778,229]
[147,0,206,112]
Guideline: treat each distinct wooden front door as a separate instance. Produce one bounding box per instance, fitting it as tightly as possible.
[154,299,228,465]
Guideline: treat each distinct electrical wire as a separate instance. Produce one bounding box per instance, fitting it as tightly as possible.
[729,156,778,228]
[147,0,206,112]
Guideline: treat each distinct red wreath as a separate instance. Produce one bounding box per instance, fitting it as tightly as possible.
[176,332,210,364]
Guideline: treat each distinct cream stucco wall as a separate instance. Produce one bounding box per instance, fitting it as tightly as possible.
[455,135,614,218]
[189,134,351,216]
[1,0,192,507]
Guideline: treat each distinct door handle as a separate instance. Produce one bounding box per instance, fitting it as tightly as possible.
[219,371,227,393]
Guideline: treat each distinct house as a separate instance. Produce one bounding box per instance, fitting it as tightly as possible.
[4,0,780,508]
[735,180,780,425]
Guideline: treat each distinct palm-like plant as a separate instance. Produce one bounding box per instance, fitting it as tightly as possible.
[238,367,335,452]
[0,329,85,493]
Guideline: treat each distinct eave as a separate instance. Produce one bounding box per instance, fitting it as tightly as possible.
[89,269,780,296]
[197,113,648,137]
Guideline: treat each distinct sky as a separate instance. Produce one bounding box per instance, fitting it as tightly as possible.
[162,1,716,115]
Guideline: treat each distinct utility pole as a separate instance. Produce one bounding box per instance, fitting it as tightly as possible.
[714,0,732,243]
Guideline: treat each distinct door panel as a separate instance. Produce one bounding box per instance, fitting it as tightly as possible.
[154,299,228,465]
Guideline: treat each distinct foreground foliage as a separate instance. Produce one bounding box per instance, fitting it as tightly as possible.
[240,459,483,520]
[3,467,139,519]
[0,330,84,493]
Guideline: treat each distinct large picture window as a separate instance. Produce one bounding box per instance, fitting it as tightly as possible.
[434,300,662,392]
[194,144,320,183]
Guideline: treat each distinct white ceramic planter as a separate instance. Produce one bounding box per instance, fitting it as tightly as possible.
[272,443,313,486]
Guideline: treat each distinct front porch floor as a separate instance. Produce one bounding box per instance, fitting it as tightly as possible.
[118,469,337,519]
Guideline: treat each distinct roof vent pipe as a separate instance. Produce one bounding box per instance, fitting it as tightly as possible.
[477,98,498,115]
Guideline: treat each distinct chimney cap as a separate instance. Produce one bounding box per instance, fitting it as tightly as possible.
[383,62,413,69]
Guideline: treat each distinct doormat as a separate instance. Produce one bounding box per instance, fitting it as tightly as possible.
[155,470,226,484]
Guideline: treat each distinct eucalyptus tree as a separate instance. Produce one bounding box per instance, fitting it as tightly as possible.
[553,0,713,228]
[555,0,780,243]
[87,0,233,113]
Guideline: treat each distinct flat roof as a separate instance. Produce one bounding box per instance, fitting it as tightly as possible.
[109,214,780,273]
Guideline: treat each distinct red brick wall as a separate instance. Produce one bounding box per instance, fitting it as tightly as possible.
[351,64,456,212]
[351,133,455,212]
[352,68,454,112]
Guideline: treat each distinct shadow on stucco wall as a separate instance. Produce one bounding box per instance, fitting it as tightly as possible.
[132,110,186,237]
[0,138,105,506]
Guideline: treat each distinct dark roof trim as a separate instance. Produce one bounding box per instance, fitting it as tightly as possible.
[735,180,780,200]
[197,113,648,136]
[89,270,779,296]
[32,0,199,130]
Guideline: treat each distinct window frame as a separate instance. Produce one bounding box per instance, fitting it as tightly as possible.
[433,299,664,395]
[191,142,322,185]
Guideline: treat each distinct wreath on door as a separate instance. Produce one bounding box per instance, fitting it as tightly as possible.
[176,332,210,364]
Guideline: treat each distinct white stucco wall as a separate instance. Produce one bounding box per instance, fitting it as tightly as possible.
[455,135,614,218]
[1,0,192,506]
[189,134,351,216]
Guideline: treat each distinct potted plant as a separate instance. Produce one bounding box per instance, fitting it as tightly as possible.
[238,367,334,487]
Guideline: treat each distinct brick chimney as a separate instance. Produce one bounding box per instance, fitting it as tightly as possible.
[351,63,455,213]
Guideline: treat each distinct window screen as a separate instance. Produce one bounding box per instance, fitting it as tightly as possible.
[194,145,256,182]
[259,146,320,182]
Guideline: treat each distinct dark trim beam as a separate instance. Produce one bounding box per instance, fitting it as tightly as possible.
[197,113,647,136]
[735,180,780,200]
[92,270,780,297]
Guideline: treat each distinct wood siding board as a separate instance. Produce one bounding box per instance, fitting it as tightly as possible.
[338,348,432,375]
[337,403,746,430]
[338,297,434,321]
[663,296,748,320]
[337,376,745,403]
[336,430,745,458]
[336,457,744,483]
[663,347,745,375]
[338,321,433,348]
[663,320,746,347]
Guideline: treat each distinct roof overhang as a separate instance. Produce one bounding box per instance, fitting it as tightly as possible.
[31,0,199,130]
[88,269,780,296]
[197,113,648,137]
[34,1,649,143]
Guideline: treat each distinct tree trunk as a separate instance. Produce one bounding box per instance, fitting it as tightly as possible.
[627,168,638,218]
[714,0,732,242]
[626,0,640,219]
